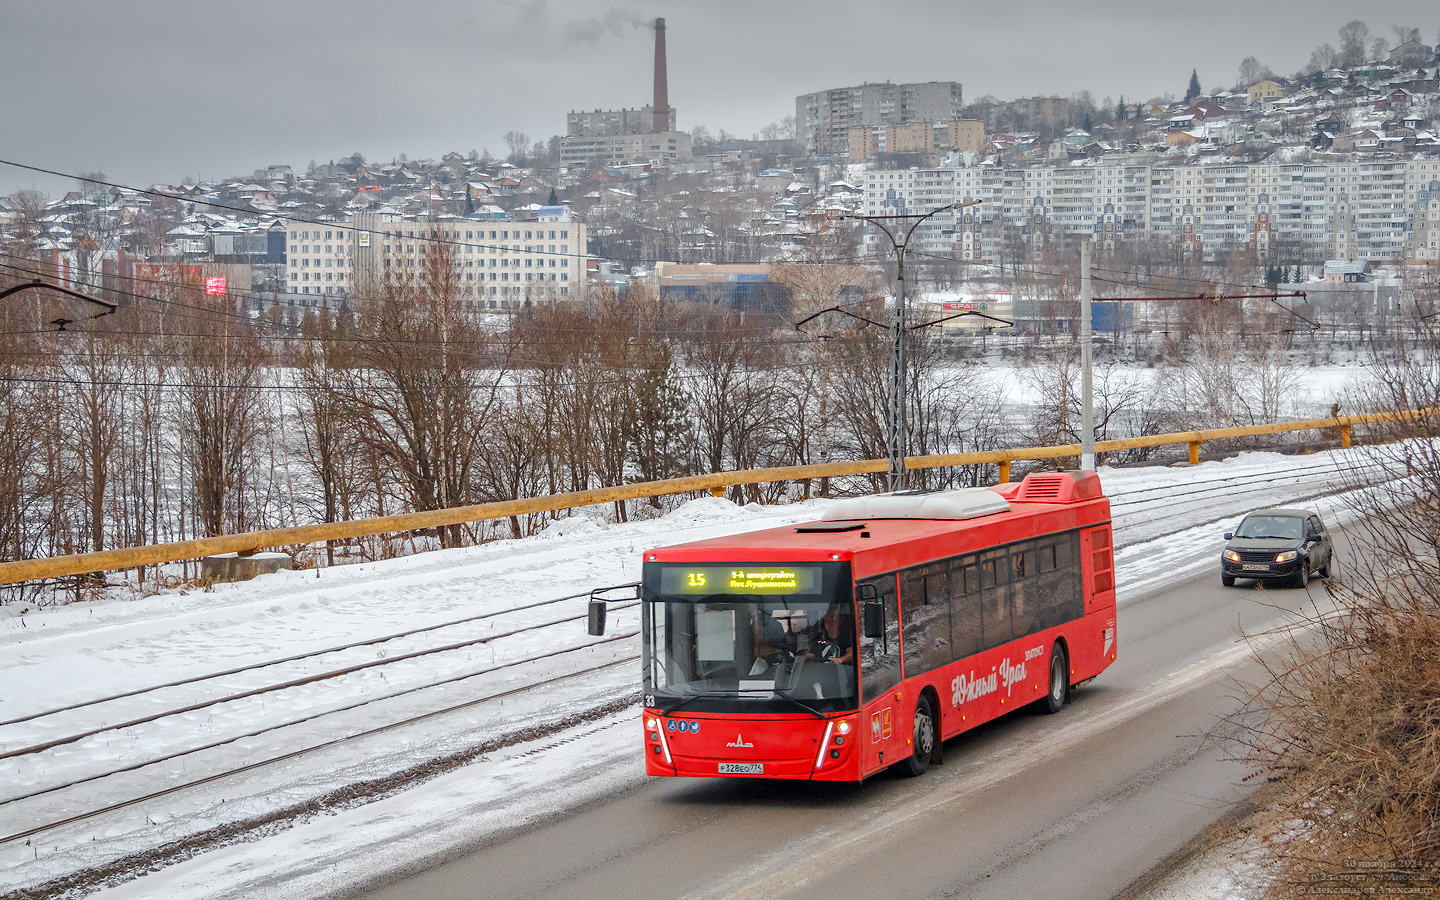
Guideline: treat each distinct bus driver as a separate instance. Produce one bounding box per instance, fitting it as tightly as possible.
[808,604,854,665]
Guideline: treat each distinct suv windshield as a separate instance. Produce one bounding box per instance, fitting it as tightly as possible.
[641,562,858,715]
[1235,514,1303,541]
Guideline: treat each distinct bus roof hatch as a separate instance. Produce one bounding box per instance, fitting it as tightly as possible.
[820,488,1010,522]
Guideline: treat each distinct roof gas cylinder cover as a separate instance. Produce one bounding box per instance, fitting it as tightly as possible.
[820,488,1011,522]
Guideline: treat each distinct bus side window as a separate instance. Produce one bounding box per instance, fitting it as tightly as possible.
[859,576,901,699]
[949,557,982,660]
[1010,545,1039,639]
[980,549,1012,649]
[901,564,951,678]
[1035,540,1062,630]
[1060,533,1083,622]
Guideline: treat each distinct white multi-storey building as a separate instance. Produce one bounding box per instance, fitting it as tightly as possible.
[862,155,1440,264]
[285,207,587,309]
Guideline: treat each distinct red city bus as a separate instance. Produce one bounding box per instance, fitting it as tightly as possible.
[589,470,1117,781]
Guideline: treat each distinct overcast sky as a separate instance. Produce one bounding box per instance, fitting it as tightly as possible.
[1,1,1436,196]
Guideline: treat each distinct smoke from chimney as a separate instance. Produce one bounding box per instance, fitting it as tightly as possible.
[652,17,669,133]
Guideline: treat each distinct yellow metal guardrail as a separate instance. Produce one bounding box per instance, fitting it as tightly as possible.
[0,408,1430,586]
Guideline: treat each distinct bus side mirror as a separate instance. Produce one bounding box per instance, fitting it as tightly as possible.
[586,582,639,636]
[862,601,884,639]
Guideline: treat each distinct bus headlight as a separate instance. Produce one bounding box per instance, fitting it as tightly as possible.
[1275,550,1299,563]
[837,721,851,735]
[646,717,658,730]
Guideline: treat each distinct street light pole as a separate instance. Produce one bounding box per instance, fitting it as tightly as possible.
[1080,238,1095,471]
[851,200,981,492]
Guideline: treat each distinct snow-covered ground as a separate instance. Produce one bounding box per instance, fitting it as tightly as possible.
[0,445,1396,898]
[965,361,1367,414]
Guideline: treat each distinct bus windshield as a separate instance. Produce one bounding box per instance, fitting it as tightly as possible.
[641,562,858,715]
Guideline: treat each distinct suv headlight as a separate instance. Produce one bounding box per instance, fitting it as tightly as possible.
[1275,550,1299,563]
[1223,550,1241,562]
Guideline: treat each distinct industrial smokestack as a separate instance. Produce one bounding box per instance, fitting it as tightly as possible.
[652,17,669,133]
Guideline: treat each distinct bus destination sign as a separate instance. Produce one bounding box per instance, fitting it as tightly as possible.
[659,565,821,596]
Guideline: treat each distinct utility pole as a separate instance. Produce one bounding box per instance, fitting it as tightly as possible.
[890,238,908,492]
[1080,239,1095,472]
[850,200,982,492]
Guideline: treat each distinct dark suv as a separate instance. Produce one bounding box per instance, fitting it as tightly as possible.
[1220,508,1333,588]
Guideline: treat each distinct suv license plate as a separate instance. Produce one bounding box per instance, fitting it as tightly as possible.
[718,763,763,775]
[1242,564,1270,571]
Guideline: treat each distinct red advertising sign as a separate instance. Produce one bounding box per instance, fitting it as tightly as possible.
[205,277,227,295]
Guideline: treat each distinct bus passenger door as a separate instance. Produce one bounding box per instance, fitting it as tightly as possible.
[858,575,903,773]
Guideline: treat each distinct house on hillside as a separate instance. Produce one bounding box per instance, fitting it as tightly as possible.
[1388,38,1429,69]
[756,169,796,199]
[1168,112,1197,132]
[1324,260,1370,283]
[1247,78,1287,106]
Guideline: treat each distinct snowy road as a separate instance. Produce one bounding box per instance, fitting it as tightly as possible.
[0,444,1398,897]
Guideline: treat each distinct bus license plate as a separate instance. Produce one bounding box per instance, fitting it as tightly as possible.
[718,763,763,775]
[1242,564,1270,571]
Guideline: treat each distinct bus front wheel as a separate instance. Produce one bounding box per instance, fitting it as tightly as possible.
[1040,643,1069,714]
[902,694,936,777]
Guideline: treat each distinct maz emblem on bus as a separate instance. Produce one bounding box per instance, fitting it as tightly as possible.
[726,735,754,749]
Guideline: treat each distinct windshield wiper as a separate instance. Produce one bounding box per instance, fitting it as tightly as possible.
[661,693,709,716]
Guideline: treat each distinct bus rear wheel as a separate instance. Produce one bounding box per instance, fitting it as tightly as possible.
[902,694,936,777]
[1040,643,1069,714]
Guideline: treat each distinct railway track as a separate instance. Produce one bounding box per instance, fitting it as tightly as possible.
[1107,455,1399,547]
[0,588,642,846]
[0,588,631,731]
[0,450,1407,853]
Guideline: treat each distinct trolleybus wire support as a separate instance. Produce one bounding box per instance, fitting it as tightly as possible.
[847,200,983,491]
[1081,239,1094,472]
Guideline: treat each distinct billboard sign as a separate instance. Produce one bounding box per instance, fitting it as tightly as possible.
[205,276,227,295]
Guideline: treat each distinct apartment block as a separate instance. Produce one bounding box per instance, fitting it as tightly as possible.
[886,121,937,154]
[558,131,692,166]
[862,156,1440,264]
[948,120,985,155]
[285,207,587,309]
[847,126,880,162]
[567,106,677,137]
[846,119,986,161]
[797,81,963,155]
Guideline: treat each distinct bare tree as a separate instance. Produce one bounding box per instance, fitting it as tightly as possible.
[59,326,124,553]
[626,333,692,499]
[294,312,363,563]
[1338,20,1371,68]
[503,131,531,166]
[336,228,505,547]
[1391,24,1420,45]
[0,320,42,570]
[686,310,782,502]
[1305,43,1340,74]
[1234,295,1440,891]
[176,311,269,538]
[1237,56,1270,87]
